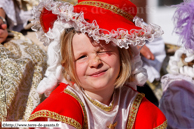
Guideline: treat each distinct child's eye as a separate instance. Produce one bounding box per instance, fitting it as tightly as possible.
[98,51,111,54]
[77,55,87,60]
[98,51,106,53]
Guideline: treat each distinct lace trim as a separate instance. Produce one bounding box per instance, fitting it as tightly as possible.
[153,120,168,129]
[77,1,134,22]
[127,93,144,129]
[64,89,88,129]
[32,0,163,48]
[168,48,194,78]
[28,110,82,129]
[84,91,114,112]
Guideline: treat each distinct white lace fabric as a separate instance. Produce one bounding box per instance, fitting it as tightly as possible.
[168,47,194,78]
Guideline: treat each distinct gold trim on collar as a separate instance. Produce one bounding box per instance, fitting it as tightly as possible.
[28,110,82,129]
[64,89,88,129]
[127,93,144,129]
[77,1,134,22]
[153,120,168,129]
[85,93,114,112]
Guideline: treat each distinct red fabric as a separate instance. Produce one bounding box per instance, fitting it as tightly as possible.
[40,0,142,33]
[30,83,84,126]
[76,0,137,16]
[74,0,142,33]
[133,97,167,129]
[30,83,166,128]
[40,8,58,33]
[74,5,141,33]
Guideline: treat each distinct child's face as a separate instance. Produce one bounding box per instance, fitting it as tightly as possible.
[72,33,120,93]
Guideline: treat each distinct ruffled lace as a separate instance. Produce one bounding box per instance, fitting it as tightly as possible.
[127,46,148,88]
[32,0,163,48]
[168,47,194,78]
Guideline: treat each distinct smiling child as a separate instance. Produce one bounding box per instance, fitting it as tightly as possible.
[28,0,167,128]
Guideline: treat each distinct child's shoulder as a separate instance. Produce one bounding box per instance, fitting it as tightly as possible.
[29,83,84,127]
[133,97,167,129]
[122,84,167,128]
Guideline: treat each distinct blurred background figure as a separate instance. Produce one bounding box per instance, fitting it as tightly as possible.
[160,48,194,129]
[0,0,39,43]
[0,0,47,121]
[159,0,194,128]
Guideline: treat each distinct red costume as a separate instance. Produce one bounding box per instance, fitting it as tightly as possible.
[29,0,167,128]
[29,83,167,129]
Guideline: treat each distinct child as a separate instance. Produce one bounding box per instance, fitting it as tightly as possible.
[29,0,167,128]
[159,0,194,128]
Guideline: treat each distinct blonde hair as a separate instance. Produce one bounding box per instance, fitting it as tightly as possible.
[61,29,77,86]
[60,29,132,88]
[115,48,131,88]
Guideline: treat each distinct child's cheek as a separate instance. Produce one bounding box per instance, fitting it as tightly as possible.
[100,52,120,66]
[98,52,114,61]
[98,52,111,58]
[76,61,88,75]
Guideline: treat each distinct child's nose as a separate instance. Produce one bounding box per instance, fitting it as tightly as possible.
[89,56,102,68]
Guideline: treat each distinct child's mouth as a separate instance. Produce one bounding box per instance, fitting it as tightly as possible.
[89,69,108,77]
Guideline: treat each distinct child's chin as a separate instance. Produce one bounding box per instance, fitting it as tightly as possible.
[92,82,114,90]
